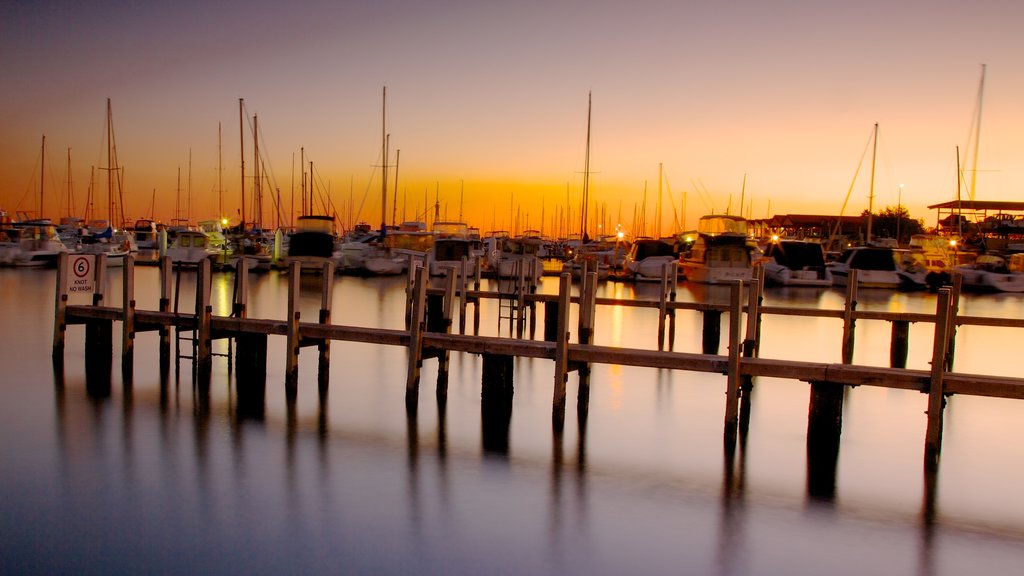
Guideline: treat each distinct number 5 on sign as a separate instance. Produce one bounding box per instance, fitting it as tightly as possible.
[66,254,96,294]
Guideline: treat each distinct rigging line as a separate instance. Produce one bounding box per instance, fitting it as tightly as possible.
[827,125,875,246]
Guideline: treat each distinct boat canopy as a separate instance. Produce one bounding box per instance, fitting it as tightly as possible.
[697,215,747,236]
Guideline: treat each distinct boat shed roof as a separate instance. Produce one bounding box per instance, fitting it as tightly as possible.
[927,200,1024,211]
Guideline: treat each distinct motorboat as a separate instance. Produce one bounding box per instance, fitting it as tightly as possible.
[762,238,832,287]
[680,215,756,284]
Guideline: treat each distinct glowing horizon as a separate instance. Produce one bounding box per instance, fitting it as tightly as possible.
[3,1,1023,237]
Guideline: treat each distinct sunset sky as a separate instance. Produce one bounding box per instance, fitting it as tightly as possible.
[2,0,1023,237]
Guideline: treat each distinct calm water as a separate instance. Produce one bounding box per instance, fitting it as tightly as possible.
[2,266,1023,575]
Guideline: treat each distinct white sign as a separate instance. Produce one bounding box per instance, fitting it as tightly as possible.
[67,255,96,294]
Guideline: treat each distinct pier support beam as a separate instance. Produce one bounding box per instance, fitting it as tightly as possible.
[285,260,301,400]
[235,333,267,419]
[158,256,172,375]
[702,310,721,355]
[807,380,845,501]
[925,288,953,467]
[121,255,136,382]
[724,280,743,444]
[406,265,428,410]
[841,270,858,364]
[552,273,571,431]
[195,257,213,387]
[318,260,335,397]
[890,320,910,368]
[481,353,514,454]
[52,251,69,365]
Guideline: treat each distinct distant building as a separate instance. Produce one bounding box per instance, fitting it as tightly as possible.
[748,214,866,241]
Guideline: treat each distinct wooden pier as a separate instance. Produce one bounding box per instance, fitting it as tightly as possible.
[52,253,1024,477]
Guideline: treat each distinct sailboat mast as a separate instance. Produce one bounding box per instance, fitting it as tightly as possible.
[252,114,259,231]
[218,122,223,220]
[392,148,400,227]
[380,86,388,238]
[867,122,878,244]
[39,135,45,220]
[580,92,592,241]
[969,63,986,201]
[239,98,246,230]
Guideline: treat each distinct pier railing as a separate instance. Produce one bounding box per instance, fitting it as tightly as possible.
[52,253,1024,470]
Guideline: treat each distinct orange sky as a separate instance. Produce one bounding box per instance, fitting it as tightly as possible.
[3,1,1023,237]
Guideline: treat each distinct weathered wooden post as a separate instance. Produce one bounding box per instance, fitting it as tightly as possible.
[52,251,69,363]
[806,380,844,501]
[481,352,514,454]
[744,265,763,358]
[890,319,910,368]
[724,280,743,442]
[195,257,213,386]
[434,270,457,397]
[458,257,468,335]
[701,308,721,354]
[121,254,136,380]
[406,264,428,408]
[317,260,335,396]
[158,256,172,374]
[552,273,571,432]
[284,260,301,400]
[925,288,953,466]
[233,260,268,418]
[841,269,858,363]
[657,262,670,351]
[944,273,962,371]
[544,299,559,342]
[668,261,678,351]
[85,254,111,396]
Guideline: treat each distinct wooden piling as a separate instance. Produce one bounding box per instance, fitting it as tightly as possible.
[890,320,910,368]
[744,265,763,358]
[52,251,69,362]
[945,274,962,371]
[668,262,677,351]
[841,270,858,364]
[724,280,743,440]
[121,254,136,379]
[406,264,428,403]
[195,257,213,385]
[158,256,172,373]
[458,257,468,335]
[318,260,335,396]
[806,380,844,500]
[552,273,571,431]
[285,260,301,399]
[481,352,514,453]
[657,262,670,351]
[702,310,721,354]
[925,288,952,466]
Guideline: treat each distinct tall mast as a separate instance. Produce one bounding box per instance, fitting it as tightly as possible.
[969,63,986,201]
[40,135,45,219]
[392,148,400,227]
[867,122,878,244]
[380,86,388,238]
[252,114,259,231]
[107,99,113,223]
[66,146,74,219]
[580,92,592,242]
[218,122,223,220]
[239,98,245,230]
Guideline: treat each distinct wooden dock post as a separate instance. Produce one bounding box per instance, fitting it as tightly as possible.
[668,262,678,351]
[317,260,335,396]
[925,288,953,466]
[406,264,428,407]
[841,270,858,363]
[552,273,571,431]
[806,380,844,500]
[458,257,468,335]
[724,280,743,441]
[944,274,962,371]
[544,300,559,342]
[195,257,213,386]
[284,260,301,400]
[158,256,172,374]
[744,265,763,358]
[121,254,136,380]
[702,309,721,354]
[52,251,69,363]
[434,270,457,397]
[890,320,910,368]
[85,254,111,395]
[481,352,514,454]
[657,262,671,351]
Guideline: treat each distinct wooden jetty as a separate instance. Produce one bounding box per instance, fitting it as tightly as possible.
[52,252,1024,476]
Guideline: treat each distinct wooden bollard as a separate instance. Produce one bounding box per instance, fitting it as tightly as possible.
[890,320,910,368]
[284,260,301,399]
[701,310,721,354]
[121,254,136,380]
[552,273,571,431]
[481,353,514,454]
[841,270,858,364]
[925,288,953,466]
[806,380,844,500]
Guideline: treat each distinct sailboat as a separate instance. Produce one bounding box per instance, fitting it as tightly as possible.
[75,99,131,266]
[0,136,69,267]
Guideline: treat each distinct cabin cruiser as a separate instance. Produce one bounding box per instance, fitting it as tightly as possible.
[680,215,756,284]
[624,237,681,281]
[762,238,832,287]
